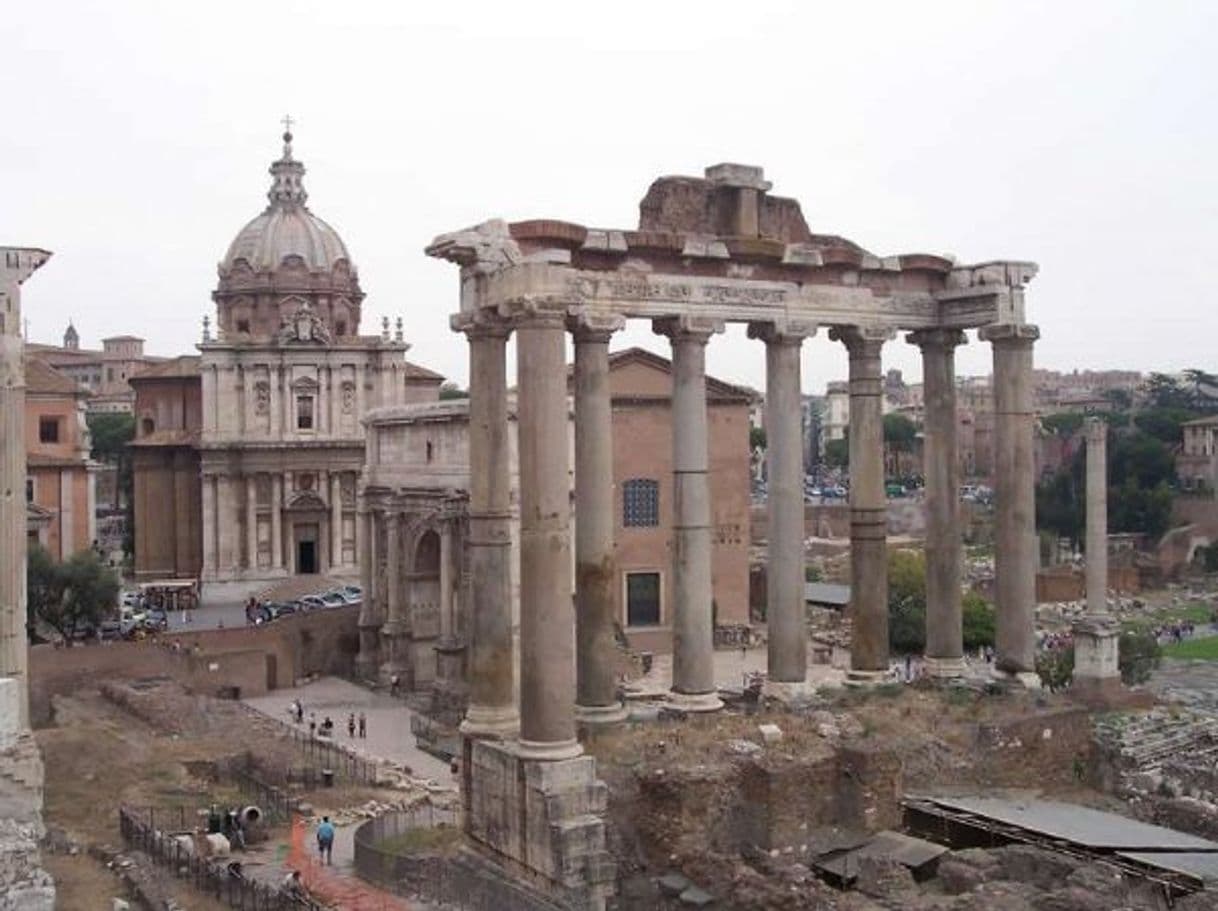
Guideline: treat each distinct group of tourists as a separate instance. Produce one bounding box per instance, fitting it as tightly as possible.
[289,698,368,741]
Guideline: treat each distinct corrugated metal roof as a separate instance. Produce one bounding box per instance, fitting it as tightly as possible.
[805,582,850,606]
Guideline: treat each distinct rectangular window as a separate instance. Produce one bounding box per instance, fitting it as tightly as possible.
[25,478,34,502]
[623,478,660,527]
[38,417,59,443]
[296,395,314,430]
[626,572,661,627]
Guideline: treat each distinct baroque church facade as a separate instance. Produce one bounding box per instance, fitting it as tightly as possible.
[131,130,442,593]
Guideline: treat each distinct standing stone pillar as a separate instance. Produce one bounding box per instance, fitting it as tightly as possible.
[979,323,1040,683]
[201,474,217,579]
[356,501,379,679]
[515,305,580,758]
[453,312,519,737]
[245,475,258,571]
[379,511,407,682]
[909,329,967,677]
[830,326,893,685]
[270,475,283,570]
[330,472,343,570]
[748,319,816,690]
[1,248,50,729]
[571,312,628,725]
[1073,417,1120,697]
[654,315,725,711]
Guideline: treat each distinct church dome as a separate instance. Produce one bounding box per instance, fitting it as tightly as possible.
[218,130,356,276]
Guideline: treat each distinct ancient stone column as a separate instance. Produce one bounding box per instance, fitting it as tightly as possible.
[379,511,406,681]
[515,305,581,758]
[330,472,343,570]
[439,523,453,641]
[830,326,893,684]
[909,329,967,677]
[1073,416,1120,696]
[979,323,1040,681]
[270,475,283,569]
[571,312,627,725]
[201,474,217,579]
[1,247,50,728]
[356,500,379,679]
[654,315,725,711]
[1084,417,1108,617]
[748,319,816,689]
[453,312,519,737]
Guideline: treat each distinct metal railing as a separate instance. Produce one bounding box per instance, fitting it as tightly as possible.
[279,722,378,786]
[119,805,326,911]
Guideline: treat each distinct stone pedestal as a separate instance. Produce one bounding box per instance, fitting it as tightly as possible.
[1072,616,1121,700]
[464,737,615,910]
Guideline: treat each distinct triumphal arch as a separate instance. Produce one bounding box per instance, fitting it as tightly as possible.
[426,164,1039,907]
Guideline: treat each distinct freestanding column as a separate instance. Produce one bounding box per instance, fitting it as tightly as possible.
[1,248,50,729]
[201,474,217,579]
[1084,417,1108,616]
[379,511,407,681]
[355,500,379,679]
[571,313,628,725]
[270,475,283,569]
[515,305,581,758]
[654,316,725,711]
[454,312,519,737]
[748,319,816,688]
[909,329,967,677]
[979,323,1040,681]
[330,472,343,570]
[245,475,258,571]
[1072,416,1120,696]
[830,326,893,684]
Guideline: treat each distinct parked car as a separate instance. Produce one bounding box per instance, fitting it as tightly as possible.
[298,595,327,612]
[323,589,356,606]
[342,585,362,601]
[145,608,169,631]
[98,619,123,641]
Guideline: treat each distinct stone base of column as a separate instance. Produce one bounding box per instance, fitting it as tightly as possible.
[575,702,629,726]
[666,690,724,713]
[844,669,892,688]
[460,704,520,739]
[989,667,1043,690]
[515,737,584,761]
[464,738,615,910]
[1072,616,1121,705]
[922,656,968,679]
[762,679,817,704]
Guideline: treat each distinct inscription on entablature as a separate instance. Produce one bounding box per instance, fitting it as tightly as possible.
[567,276,788,308]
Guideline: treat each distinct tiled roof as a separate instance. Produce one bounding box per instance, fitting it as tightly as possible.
[25,358,87,395]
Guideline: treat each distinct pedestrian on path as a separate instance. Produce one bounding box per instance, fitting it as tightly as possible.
[316,816,335,865]
[309,713,317,738]
[358,712,366,739]
[347,713,356,738]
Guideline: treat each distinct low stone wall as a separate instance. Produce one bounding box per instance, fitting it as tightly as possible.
[29,606,359,726]
[1036,566,1140,602]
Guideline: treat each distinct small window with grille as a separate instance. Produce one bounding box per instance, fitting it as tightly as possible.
[622,478,659,527]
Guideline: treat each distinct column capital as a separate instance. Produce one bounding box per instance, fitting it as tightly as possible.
[1085,415,1107,445]
[906,328,967,350]
[451,309,512,340]
[978,322,1040,346]
[829,325,895,355]
[652,314,725,343]
[567,308,625,342]
[747,317,817,345]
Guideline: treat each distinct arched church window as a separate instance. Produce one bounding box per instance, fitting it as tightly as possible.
[335,320,346,337]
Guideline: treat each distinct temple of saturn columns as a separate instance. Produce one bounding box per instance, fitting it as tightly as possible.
[423,163,1042,905]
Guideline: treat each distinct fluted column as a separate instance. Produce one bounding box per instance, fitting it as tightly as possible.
[909,329,967,677]
[454,312,519,737]
[571,312,627,724]
[979,323,1040,679]
[749,319,815,688]
[330,472,343,570]
[1,247,50,728]
[379,511,407,681]
[654,315,725,711]
[831,326,893,684]
[245,474,258,571]
[356,500,379,679]
[270,474,283,570]
[515,304,580,758]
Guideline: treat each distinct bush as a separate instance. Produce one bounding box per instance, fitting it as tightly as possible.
[1036,646,1075,691]
[887,550,926,655]
[962,592,997,651]
[1119,628,1161,685]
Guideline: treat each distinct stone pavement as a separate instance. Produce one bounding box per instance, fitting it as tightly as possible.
[244,677,451,781]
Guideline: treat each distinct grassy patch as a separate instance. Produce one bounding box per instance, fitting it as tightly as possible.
[1162,636,1218,661]
[377,824,462,856]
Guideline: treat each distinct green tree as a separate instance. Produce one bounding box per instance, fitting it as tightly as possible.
[438,382,468,400]
[1133,408,1197,445]
[1143,373,1192,411]
[86,411,136,557]
[887,550,926,655]
[824,437,849,468]
[27,546,119,643]
[1041,412,1085,437]
[962,591,997,650]
[1102,388,1133,412]
[1119,628,1162,685]
[883,414,917,450]
[750,426,767,451]
[1182,369,1218,412]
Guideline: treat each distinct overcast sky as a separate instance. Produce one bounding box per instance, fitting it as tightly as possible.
[3,0,1215,393]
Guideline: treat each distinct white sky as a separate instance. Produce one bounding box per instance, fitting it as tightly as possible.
[3,0,1215,393]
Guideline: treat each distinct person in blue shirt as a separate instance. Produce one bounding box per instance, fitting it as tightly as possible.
[315,816,335,865]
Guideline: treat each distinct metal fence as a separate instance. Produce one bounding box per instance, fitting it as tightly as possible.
[119,805,326,911]
[232,762,296,824]
[352,806,566,911]
[280,723,378,785]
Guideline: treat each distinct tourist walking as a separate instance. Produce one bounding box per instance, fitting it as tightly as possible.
[358,711,366,738]
[315,816,335,865]
[347,713,356,739]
